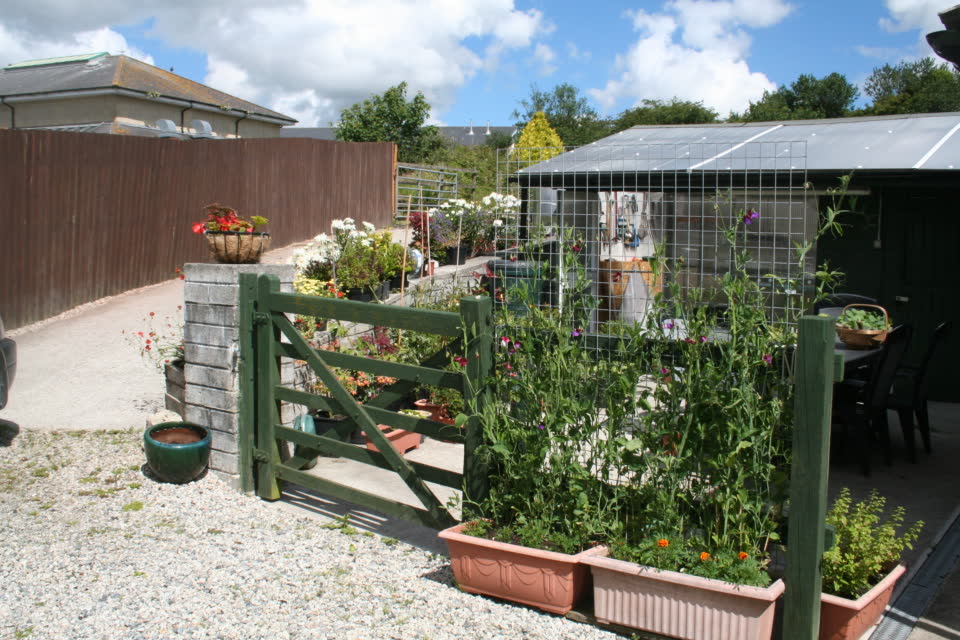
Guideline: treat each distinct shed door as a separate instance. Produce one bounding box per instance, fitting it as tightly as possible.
[881,188,960,402]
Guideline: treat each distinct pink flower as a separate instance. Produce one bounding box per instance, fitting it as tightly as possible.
[763,354,773,366]
[453,356,468,367]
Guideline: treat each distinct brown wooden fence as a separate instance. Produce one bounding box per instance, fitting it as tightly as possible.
[0,129,396,330]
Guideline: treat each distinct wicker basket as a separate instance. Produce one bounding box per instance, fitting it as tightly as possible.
[836,304,889,349]
[205,231,270,264]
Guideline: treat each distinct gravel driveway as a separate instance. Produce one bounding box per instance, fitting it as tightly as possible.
[0,427,621,640]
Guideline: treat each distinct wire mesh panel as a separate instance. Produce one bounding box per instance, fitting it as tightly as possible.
[494,141,812,333]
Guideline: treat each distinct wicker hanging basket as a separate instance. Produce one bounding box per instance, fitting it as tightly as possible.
[204,231,270,264]
[836,304,889,349]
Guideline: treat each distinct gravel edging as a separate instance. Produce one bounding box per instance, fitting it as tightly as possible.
[0,427,621,640]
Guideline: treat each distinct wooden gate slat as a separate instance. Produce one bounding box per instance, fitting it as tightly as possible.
[275,464,454,529]
[278,425,462,489]
[272,312,453,525]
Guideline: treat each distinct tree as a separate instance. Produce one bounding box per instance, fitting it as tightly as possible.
[612,98,718,133]
[733,72,859,122]
[335,82,445,163]
[513,83,609,146]
[864,57,960,115]
[513,111,564,165]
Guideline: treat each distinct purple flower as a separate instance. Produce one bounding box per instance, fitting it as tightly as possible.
[660,367,670,375]
[700,335,707,343]
[664,321,675,330]
[743,209,760,225]
[763,353,773,366]
[571,328,582,338]
[537,423,545,430]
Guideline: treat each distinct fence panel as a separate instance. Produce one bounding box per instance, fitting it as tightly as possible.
[0,129,395,329]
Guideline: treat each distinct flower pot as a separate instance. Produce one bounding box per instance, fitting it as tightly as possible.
[204,231,270,264]
[819,563,906,640]
[143,422,211,484]
[445,243,472,265]
[414,399,455,425]
[364,424,422,455]
[344,287,375,302]
[438,521,594,615]
[581,546,784,640]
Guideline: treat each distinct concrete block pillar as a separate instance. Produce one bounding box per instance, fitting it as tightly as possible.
[182,263,307,490]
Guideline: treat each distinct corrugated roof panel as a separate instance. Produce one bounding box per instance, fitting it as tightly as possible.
[519,114,960,177]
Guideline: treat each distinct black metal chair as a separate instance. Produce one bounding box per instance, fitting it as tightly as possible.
[833,324,913,475]
[814,293,879,314]
[889,321,952,462]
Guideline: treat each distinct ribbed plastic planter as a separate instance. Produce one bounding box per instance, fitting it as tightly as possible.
[819,563,906,640]
[438,521,593,615]
[581,546,784,640]
[143,422,211,484]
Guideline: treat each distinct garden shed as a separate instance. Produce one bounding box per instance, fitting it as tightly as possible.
[504,112,960,401]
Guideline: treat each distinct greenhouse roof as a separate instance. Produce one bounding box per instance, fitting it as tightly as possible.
[517,112,960,179]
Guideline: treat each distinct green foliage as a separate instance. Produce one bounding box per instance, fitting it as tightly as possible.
[513,83,609,146]
[335,82,445,163]
[513,111,564,166]
[733,73,859,121]
[836,307,889,331]
[122,501,144,512]
[425,143,500,199]
[821,489,922,599]
[609,537,770,587]
[612,98,719,132]
[864,57,960,115]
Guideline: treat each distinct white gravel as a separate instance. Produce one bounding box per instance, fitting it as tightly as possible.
[0,428,622,640]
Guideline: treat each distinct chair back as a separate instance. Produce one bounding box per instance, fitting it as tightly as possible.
[866,324,912,410]
[914,321,953,399]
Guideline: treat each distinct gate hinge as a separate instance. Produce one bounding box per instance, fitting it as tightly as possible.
[253,312,271,327]
[252,449,270,463]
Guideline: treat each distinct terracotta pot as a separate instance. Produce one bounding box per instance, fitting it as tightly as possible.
[204,231,270,264]
[364,424,422,455]
[414,399,455,425]
[819,563,906,640]
[581,546,784,640]
[438,521,593,615]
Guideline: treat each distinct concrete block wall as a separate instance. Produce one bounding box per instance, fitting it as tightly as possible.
[183,263,307,490]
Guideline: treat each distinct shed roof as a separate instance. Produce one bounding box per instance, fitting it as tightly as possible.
[518,113,960,181]
[0,54,295,124]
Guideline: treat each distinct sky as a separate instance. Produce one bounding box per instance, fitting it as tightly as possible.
[0,0,954,128]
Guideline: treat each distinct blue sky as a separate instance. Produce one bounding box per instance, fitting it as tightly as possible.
[0,1,952,128]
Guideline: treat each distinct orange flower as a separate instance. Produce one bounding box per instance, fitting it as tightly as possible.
[700,552,711,561]
[738,551,749,560]
[657,539,669,548]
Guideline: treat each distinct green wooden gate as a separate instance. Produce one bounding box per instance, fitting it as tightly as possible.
[237,273,493,529]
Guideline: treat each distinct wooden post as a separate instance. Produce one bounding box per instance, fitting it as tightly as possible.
[459,295,494,511]
[783,315,838,640]
[254,274,283,501]
[237,273,258,493]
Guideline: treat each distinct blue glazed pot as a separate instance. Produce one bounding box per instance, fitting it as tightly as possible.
[143,422,211,484]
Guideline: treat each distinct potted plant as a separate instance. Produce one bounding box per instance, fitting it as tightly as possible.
[835,304,890,349]
[364,408,428,454]
[192,203,270,263]
[124,307,186,415]
[817,488,922,640]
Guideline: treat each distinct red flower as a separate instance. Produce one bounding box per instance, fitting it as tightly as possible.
[700,552,711,561]
[453,356,468,367]
[192,223,205,234]
[657,539,669,548]
[738,551,749,560]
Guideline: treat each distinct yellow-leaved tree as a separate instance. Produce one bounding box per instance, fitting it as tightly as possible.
[513,111,564,166]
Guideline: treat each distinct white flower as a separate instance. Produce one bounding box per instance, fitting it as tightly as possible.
[313,233,329,243]
[362,221,376,232]
[493,219,503,227]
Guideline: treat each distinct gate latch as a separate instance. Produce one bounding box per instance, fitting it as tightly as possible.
[253,312,271,326]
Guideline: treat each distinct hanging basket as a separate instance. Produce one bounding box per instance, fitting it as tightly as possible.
[835,304,889,350]
[204,231,270,264]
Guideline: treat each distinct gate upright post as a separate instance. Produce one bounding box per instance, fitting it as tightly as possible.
[783,315,838,640]
[237,273,258,493]
[253,274,283,501]
[459,295,493,511]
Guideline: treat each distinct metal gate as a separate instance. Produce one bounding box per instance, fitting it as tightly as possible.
[237,273,492,528]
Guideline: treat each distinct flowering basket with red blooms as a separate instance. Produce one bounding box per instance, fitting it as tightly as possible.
[192,203,269,234]
[192,203,271,263]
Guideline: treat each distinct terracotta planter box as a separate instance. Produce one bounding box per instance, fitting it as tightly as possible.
[364,425,421,455]
[581,546,784,640]
[414,399,455,425]
[438,521,593,615]
[819,563,906,640]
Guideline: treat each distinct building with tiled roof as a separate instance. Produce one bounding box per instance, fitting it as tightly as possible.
[0,52,296,138]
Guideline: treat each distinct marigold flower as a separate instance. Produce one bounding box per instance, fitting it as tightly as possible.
[657,539,669,548]
[738,551,749,560]
[700,552,710,561]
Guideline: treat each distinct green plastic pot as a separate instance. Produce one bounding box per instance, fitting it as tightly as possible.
[143,422,211,484]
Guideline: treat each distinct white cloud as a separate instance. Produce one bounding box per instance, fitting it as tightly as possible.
[533,43,556,76]
[0,1,544,126]
[590,0,792,117]
[879,0,952,33]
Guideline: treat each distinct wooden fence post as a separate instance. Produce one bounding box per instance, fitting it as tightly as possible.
[783,315,839,640]
[459,295,494,510]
